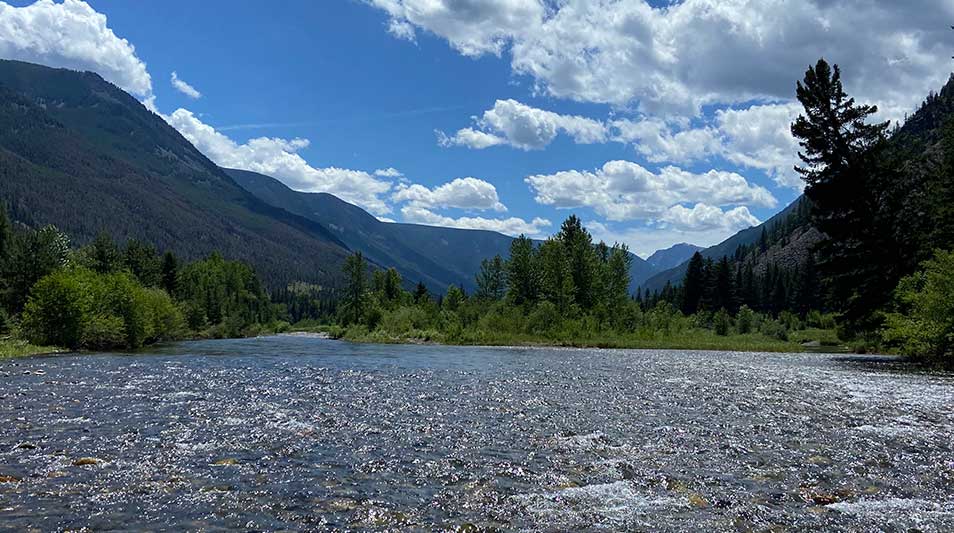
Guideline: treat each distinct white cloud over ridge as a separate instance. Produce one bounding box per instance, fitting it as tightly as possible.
[526,160,775,223]
[400,205,551,237]
[170,71,201,99]
[0,0,152,97]
[392,177,506,212]
[166,108,395,215]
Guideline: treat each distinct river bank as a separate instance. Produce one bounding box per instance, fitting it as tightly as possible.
[309,325,849,354]
[0,338,63,358]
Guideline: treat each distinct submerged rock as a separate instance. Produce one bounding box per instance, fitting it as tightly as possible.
[688,493,708,508]
[0,475,21,483]
[212,458,239,466]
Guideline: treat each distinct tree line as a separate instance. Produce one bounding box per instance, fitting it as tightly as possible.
[0,206,285,350]
[332,214,822,348]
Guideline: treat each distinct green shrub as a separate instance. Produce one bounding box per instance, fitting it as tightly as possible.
[21,270,90,349]
[760,319,789,341]
[713,308,731,336]
[527,301,561,335]
[736,305,755,334]
[883,249,954,360]
[20,268,181,350]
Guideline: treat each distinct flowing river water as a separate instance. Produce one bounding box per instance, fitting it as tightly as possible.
[1,336,953,531]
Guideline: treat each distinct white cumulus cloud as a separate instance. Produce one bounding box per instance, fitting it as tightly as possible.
[165,108,394,215]
[439,99,607,150]
[392,177,506,212]
[0,0,152,98]
[526,160,776,222]
[170,71,201,99]
[370,0,951,121]
[661,203,760,232]
[400,205,550,237]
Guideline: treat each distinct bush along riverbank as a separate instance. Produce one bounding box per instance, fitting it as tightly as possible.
[322,217,845,354]
[0,206,292,355]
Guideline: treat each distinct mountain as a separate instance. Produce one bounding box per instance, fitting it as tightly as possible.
[639,197,811,292]
[645,243,702,272]
[0,60,351,288]
[227,168,660,292]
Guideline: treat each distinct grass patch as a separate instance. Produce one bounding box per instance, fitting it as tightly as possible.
[0,337,63,358]
[335,327,804,353]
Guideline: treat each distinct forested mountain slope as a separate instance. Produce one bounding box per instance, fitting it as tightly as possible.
[639,198,813,292]
[228,168,660,292]
[0,60,351,289]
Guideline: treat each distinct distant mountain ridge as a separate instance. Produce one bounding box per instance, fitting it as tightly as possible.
[0,59,352,288]
[227,168,660,292]
[645,243,702,272]
[639,198,808,293]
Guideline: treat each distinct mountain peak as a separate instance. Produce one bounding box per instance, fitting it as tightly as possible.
[646,242,703,272]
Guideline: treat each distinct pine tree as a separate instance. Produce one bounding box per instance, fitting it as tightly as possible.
[606,244,633,318]
[791,58,892,328]
[475,255,507,301]
[506,235,539,306]
[161,251,179,297]
[88,232,122,274]
[681,252,706,315]
[537,238,574,312]
[556,216,596,309]
[341,251,368,325]
[414,281,430,304]
[713,256,737,313]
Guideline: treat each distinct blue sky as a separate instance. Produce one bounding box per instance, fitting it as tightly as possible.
[1,0,950,256]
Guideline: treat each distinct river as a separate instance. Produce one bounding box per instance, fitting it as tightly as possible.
[1,336,953,531]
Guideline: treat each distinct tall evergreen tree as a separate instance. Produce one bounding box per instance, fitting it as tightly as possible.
[506,235,539,306]
[606,244,633,318]
[681,252,706,315]
[475,255,507,301]
[791,58,892,328]
[88,232,122,274]
[537,238,574,313]
[341,251,368,325]
[556,215,596,309]
[161,251,179,297]
[124,239,161,287]
[414,281,430,304]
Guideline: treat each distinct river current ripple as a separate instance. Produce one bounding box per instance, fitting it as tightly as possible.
[1,337,953,531]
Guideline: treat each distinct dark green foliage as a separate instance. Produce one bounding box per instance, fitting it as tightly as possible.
[373,268,404,308]
[414,281,430,304]
[506,235,539,306]
[791,59,893,328]
[681,253,705,315]
[884,249,954,361]
[556,215,596,309]
[2,225,70,314]
[792,59,889,186]
[161,251,179,296]
[443,285,466,312]
[124,240,162,287]
[341,252,369,325]
[20,268,183,350]
[474,255,507,301]
[86,232,122,274]
[176,253,276,334]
